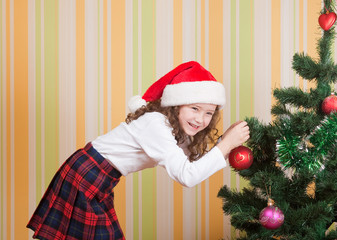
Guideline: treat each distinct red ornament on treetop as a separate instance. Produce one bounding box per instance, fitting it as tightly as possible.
[228,145,253,170]
[319,11,337,31]
[322,93,337,115]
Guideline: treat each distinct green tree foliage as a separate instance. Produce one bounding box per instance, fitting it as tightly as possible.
[218,1,337,239]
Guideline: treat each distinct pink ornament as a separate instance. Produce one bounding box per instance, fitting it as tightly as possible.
[259,199,284,230]
[228,146,253,170]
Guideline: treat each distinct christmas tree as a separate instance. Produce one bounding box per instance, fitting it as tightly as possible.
[218,1,337,239]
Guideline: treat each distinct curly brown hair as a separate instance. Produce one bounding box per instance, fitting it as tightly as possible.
[125,100,221,162]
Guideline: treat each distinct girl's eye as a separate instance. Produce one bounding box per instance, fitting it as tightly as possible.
[207,112,214,116]
[191,107,198,111]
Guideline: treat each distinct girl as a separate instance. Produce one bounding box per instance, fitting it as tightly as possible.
[27,61,250,240]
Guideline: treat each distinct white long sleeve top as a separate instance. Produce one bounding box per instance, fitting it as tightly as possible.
[91,112,227,187]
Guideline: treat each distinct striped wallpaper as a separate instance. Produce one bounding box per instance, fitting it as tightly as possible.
[1,0,337,239]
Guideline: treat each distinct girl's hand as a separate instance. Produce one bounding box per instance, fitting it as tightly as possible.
[216,121,250,157]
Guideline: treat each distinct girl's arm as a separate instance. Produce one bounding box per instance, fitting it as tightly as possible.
[216,120,250,157]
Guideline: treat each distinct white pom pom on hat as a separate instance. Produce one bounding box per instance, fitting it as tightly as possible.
[128,61,226,113]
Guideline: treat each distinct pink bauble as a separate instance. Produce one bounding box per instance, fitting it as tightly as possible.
[259,205,284,230]
[228,146,253,170]
[322,94,337,115]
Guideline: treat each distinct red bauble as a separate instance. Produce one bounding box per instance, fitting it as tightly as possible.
[322,93,337,115]
[319,11,337,31]
[259,199,284,230]
[228,146,253,170]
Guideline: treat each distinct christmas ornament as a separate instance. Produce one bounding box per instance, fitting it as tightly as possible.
[318,11,337,31]
[259,198,284,230]
[228,146,253,170]
[322,93,337,115]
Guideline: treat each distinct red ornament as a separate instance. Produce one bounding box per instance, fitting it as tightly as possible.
[228,146,253,170]
[322,93,337,114]
[259,198,284,230]
[319,11,337,31]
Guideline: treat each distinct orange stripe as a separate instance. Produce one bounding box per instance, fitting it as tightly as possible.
[208,0,223,239]
[271,0,281,110]
[299,0,304,89]
[307,0,320,91]
[110,0,126,232]
[103,0,107,133]
[14,0,29,238]
[173,0,182,66]
[173,0,183,239]
[76,0,85,148]
[6,0,11,237]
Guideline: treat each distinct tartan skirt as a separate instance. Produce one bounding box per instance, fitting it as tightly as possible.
[27,142,125,240]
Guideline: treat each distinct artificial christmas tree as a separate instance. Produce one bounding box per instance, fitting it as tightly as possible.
[218,1,337,239]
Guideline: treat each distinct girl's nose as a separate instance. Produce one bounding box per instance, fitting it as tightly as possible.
[195,113,204,123]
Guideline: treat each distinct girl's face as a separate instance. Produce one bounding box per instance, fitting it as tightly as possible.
[178,103,217,136]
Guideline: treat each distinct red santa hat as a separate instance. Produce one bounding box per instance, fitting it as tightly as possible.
[128,61,226,113]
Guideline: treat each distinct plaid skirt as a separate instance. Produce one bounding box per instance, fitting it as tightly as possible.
[27,143,125,240]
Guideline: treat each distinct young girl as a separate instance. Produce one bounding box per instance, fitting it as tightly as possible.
[27,61,250,240]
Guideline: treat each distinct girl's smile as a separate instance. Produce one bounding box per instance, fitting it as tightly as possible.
[178,103,217,136]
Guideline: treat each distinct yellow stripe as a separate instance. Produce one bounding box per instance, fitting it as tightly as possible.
[14,0,29,238]
[76,0,85,148]
[111,0,126,233]
[209,0,223,238]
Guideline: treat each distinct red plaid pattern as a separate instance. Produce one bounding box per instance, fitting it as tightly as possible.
[27,143,125,240]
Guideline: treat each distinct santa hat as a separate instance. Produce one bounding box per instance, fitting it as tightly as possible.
[128,61,226,113]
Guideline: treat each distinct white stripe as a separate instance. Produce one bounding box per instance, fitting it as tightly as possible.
[204,0,209,68]
[235,0,240,123]
[254,0,271,123]
[138,171,142,240]
[1,0,7,238]
[235,0,240,195]
[182,0,197,238]
[182,0,196,62]
[85,0,99,141]
[138,0,142,95]
[197,184,201,239]
[294,0,300,87]
[155,0,174,239]
[281,0,294,88]
[137,1,142,238]
[98,0,104,135]
[205,179,209,240]
[196,0,201,63]
[28,2,36,238]
[196,10,202,240]
[204,0,210,238]
[303,0,307,91]
[58,0,76,162]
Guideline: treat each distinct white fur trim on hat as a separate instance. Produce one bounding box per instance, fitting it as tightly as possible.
[161,81,226,108]
[128,95,147,113]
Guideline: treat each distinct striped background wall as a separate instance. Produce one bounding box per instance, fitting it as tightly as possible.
[1,0,336,239]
